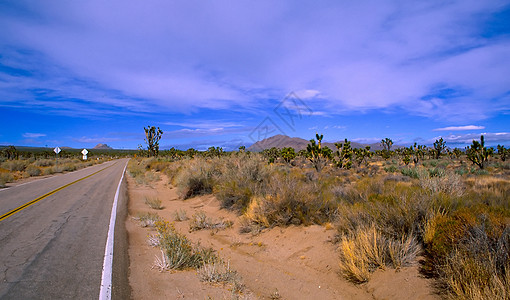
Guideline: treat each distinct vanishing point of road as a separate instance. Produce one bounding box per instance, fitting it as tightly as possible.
[0,159,130,299]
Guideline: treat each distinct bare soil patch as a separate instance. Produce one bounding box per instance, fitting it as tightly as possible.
[126,173,439,300]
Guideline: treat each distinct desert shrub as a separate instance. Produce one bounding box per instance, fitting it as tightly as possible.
[0,172,14,187]
[338,225,420,283]
[174,157,219,199]
[2,160,28,171]
[197,260,244,292]
[33,159,55,167]
[25,165,42,176]
[173,209,189,221]
[418,168,465,196]
[189,211,233,232]
[423,204,510,299]
[135,212,161,227]
[401,167,419,179]
[214,154,268,211]
[155,221,217,270]
[243,172,339,228]
[144,196,163,210]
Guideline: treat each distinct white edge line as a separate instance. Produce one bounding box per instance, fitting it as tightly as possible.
[99,160,128,300]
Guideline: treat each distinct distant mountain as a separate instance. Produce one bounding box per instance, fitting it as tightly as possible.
[93,143,113,150]
[247,134,385,152]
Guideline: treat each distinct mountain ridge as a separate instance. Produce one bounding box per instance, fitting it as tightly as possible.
[247,134,385,152]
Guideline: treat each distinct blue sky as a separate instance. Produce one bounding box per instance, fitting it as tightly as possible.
[1,0,509,150]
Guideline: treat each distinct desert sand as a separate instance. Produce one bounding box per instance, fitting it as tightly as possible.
[126,173,439,300]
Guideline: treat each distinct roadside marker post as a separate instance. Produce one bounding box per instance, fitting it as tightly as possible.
[54,147,61,165]
[82,149,89,160]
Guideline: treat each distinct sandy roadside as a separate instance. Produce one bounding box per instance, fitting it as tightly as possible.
[125,172,439,300]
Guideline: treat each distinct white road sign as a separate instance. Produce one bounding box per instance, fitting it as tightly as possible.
[81,149,89,155]
[54,147,61,154]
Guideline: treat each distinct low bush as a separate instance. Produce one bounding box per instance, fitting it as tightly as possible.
[0,172,14,187]
[155,221,217,270]
[25,165,42,176]
[144,196,163,210]
[174,157,218,199]
[2,160,28,171]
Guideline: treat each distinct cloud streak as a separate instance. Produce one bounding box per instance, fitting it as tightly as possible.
[434,125,486,131]
[0,0,508,121]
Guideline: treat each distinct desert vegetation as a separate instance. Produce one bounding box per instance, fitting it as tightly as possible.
[129,134,509,299]
[0,146,118,187]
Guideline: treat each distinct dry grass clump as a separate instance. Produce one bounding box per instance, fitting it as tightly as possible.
[144,196,163,210]
[197,260,244,292]
[135,212,161,227]
[152,221,217,271]
[174,157,218,199]
[338,225,420,283]
[189,211,233,232]
[173,208,189,221]
[418,168,465,196]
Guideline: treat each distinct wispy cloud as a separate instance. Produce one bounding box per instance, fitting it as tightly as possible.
[22,133,46,138]
[0,1,508,120]
[433,132,510,145]
[434,125,485,131]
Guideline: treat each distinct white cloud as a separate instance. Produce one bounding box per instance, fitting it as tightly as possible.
[0,0,509,120]
[435,132,510,145]
[434,125,486,131]
[23,133,46,138]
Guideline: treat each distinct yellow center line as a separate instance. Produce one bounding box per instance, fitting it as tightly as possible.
[0,162,116,222]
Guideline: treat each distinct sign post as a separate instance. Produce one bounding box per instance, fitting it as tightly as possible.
[54,147,61,165]
[81,149,88,160]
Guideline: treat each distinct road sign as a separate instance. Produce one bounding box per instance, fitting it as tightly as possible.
[54,147,61,154]
[82,149,88,160]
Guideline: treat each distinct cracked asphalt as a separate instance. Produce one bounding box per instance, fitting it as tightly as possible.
[0,159,130,299]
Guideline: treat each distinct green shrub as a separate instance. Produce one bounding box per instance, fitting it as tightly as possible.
[25,165,42,176]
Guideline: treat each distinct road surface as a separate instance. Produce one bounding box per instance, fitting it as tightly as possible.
[0,159,130,299]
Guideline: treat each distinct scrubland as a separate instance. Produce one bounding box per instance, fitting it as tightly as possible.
[127,149,509,300]
[0,157,110,187]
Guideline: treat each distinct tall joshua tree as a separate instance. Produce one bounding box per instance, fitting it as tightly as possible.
[144,126,163,157]
[433,137,446,159]
[466,135,493,169]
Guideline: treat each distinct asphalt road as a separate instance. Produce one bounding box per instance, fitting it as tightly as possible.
[0,158,130,299]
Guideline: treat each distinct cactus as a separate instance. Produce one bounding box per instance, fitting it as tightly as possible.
[466,135,494,169]
[306,134,332,172]
[433,137,446,159]
[334,139,353,169]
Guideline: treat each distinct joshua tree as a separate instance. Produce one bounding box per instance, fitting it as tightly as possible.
[466,135,493,169]
[380,138,393,160]
[280,147,296,164]
[334,139,353,169]
[306,134,332,172]
[144,126,163,157]
[497,145,509,161]
[433,137,446,159]
[353,146,373,167]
